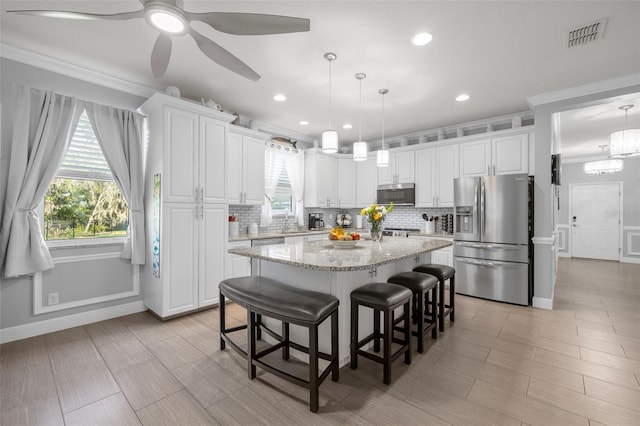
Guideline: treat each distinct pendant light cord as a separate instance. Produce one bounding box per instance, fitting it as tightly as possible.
[358,77,362,141]
[328,59,333,129]
[381,92,385,149]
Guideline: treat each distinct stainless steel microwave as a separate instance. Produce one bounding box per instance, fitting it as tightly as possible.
[377,183,415,206]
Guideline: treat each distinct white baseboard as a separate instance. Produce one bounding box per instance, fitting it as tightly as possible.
[0,301,146,344]
[621,256,640,264]
[532,296,553,310]
[557,252,571,258]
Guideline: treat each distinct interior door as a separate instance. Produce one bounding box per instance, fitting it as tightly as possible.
[570,183,620,260]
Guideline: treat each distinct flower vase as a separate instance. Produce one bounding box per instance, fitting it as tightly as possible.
[370,222,383,241]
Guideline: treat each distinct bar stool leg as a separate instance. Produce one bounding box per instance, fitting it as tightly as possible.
[438,279,445,332]
[248,309,256,379]
[309,323,319,413]
[429,290,437,339]
[219,292,226,350]
[350,300,358,370]
[416,291,425,353]
[403,300,412,364]
[383,309,392,385]
[450,275,455,322]
[331,309,339,381]
[374,309,381,353]
[282,321,290,360]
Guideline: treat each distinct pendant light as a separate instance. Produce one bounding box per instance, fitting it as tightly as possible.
[609,104,640,158]
[584,145,624,175]
[376,88,390,167]
[321,52,338,153]
[353,73,368,161]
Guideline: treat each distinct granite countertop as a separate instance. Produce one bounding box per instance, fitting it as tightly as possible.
[228,237,452,271]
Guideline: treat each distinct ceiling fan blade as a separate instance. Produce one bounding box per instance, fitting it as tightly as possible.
[189,28,260,81]
[186,12,310,35]
[150,33,172,79]
[7,9,144,21]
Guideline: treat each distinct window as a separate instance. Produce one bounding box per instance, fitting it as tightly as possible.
[267,152,294,215]
[44,111,128,242]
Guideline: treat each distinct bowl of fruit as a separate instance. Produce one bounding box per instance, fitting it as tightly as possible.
[328,227,361,248]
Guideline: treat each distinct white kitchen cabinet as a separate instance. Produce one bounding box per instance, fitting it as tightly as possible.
[226,240,251,279]
[337,158,356,208]
[226,127,268,205]
[157,103,227,203]
[415,144,459,207]
[304,149,338,207]
[460,133,528,177]
[356,153,378,207]
[139,93,235,318]
[378,150,415,185]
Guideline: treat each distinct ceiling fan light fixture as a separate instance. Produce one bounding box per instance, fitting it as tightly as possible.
[145,3,187,34]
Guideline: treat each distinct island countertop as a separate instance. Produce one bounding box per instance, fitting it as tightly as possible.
[228,237,452,271]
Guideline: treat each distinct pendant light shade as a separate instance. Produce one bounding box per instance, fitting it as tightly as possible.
[322,52,338,153]
[377,88,390,167]
[609,105,640,158]
[353,72,368,161]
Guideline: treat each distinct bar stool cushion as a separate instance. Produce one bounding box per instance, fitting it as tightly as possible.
[387,271,438,292]
[413,264,455,281]
[220,276,338,324]
[351,283,412,308]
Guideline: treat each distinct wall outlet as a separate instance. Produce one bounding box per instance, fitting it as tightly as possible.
[48,292,59,306]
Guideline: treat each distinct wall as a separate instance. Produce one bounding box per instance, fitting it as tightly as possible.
[529,74,640,309]
[555,156,640,261]
[0,58,149,342]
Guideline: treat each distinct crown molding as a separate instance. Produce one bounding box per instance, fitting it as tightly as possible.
[527,73,640,107]
[0,43,157,98]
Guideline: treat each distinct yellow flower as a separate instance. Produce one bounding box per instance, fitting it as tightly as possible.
[360,208,366,216]
[374,212,381,221]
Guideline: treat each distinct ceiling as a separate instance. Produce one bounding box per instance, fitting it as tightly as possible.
[1,1,639,158]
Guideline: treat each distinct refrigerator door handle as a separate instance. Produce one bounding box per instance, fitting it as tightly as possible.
[480,179,485,239]
[455,257,523,268]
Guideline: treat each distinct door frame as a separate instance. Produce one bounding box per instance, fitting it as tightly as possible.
[568,181,623,261]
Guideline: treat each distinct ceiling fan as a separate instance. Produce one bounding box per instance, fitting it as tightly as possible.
[7,0,310,81]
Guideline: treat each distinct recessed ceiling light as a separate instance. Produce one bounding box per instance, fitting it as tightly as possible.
[456,94,470,102]
[273,94,286,102]
[412,32,433,46]
[299,120,309,126]
[343,123,353,129]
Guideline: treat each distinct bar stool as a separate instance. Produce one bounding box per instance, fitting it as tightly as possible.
[413,264,455,332]
[387,271,438,353]
[350,282,412,385]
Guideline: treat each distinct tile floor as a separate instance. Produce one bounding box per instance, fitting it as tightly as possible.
[1,257,639,425]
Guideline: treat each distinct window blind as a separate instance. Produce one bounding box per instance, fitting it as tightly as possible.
[58,111,113,180]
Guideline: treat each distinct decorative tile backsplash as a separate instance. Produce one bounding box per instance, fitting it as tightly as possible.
[228,205,453,234]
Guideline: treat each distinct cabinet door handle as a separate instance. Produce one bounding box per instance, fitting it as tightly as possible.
[493,165,496,175]
[487,166,490,175]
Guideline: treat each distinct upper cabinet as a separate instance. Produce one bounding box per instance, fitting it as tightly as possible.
[415,144,459,207]
[226,127,268,205]
[378,151,415,185]
[460,133,529,177]
[356,154,378,207]
[304,149,338,208]
[337,158,356,208]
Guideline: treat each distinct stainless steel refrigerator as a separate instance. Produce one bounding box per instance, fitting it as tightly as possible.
[453,174,533,305]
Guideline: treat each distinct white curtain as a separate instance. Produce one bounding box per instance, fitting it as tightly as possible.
[260,146,281,227]
[284,149,305,226]
[84,102,146,265]
[0,85,81,278]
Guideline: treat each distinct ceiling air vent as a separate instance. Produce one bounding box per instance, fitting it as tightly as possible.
[567,18,606,47]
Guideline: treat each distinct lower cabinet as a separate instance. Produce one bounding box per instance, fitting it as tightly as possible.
[143,202,227,318]
[226,241,252,279]
[410,236,454,267]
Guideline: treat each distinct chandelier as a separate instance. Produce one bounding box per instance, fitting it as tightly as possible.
[609,104,640,158]
[584,145,624,175]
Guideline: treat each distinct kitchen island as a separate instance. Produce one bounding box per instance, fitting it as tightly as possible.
[228,237,452,366]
